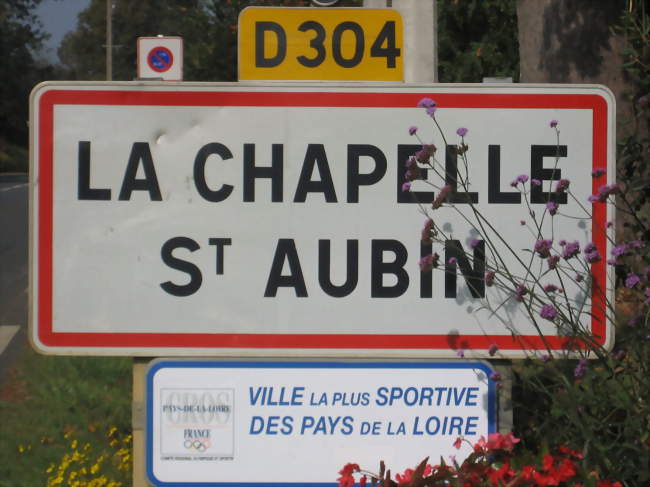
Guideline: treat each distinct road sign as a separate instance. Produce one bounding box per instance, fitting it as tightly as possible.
[146,360,496,486]
[147,46,174,73]
[238,8,403,81]
[29,82,614,357]
[137,37,183,80]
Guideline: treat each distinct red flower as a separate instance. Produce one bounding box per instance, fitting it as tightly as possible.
[519,465,536,481]
[337,463,360,487]
[597,482,623,487]
[557,445,584,459]
[488,462,513,486]
[486,432,520,452]
[557,458,577,481]
[395,468,414,484]
[453,436,463,449]
[542,454,555,471]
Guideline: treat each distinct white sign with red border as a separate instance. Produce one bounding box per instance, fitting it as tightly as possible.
[29,82,615,357]
[137,37,183,81]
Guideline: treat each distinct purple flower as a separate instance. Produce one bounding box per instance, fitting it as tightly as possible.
[520,220,526,226]
[575,273,584,282]
[485,270,496,287]
[541,354,551,362]
[510,174,529,187]
[629,240,645,249]
[488,344,498,356]
[591,168,606,178]
[559,240,567,246]
[583,242,601,263]
[469,238,481,249]
[490,371,502,382]
[546,201,559,216]
[448,257,458,265]
[531,179,542,186]
[540,304,558,320]
[548,255,560,269]
[645,287,650,304]
[421,218,434,243]
[417,97,436,108]
[419,253,440,272]
[402,182,411,192]
[646,266,650,280]
[562,241,580,260]
[607,221,614,228]
[554,178,570,193]
[534,239,553,258]
[611,244,629,257]
[544,284,560,293]
[515,284,528,302]
[456,127,468,137]
[432,185,452,209]
[607,258,618,266]
[613,350,626,361]
[574,359,588,379]
[625,273,641,288]
[426,106,437,117]
[415,144,436,163]
[408,126,418,136]
[550,120,558,128]
[456,349,465,358]
[589,184,620,203]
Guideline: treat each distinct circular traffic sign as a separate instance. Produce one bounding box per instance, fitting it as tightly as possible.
[147,46,174,73]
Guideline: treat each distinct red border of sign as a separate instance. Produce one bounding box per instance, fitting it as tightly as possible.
[36,89,609,352]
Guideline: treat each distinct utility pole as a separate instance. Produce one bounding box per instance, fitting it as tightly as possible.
[106,0,112,81]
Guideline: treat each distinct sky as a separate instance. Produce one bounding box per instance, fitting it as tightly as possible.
[34,0,91,62]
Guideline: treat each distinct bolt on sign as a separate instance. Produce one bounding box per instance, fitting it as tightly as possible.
[29,82,614,357]
[146,360,496,486]
[238,8,403,81]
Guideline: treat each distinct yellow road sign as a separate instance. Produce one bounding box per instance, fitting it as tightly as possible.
[238,7,403,81]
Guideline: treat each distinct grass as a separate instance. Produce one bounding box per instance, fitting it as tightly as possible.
[0,343,132,486]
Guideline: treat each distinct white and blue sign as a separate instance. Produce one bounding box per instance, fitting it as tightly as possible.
[145,360,497,486]
[137,36,183,80]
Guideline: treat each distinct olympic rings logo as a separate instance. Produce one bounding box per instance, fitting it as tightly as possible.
[184,438,211,452]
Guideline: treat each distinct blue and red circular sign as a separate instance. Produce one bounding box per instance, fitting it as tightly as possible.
[147,46,174,73]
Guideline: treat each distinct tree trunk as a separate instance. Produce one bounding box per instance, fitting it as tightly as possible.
[516,0,635,134]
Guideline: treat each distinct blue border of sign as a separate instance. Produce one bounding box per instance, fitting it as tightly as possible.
[145,360,497,487]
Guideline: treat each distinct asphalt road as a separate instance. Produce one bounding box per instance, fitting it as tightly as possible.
[0,173,29,383]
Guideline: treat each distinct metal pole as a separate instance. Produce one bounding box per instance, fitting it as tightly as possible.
[106,0,112,81]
